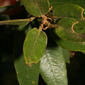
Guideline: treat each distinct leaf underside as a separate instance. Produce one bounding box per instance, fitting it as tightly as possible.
[40,47,68,85]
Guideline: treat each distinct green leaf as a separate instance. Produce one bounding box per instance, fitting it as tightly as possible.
[40,47,68,85]
[62,48,70,63]
[53,18,85,53]
[73,20,85,34]
[23,28,47,66]
[57,39,85,53]
[55,18,85,42]
[51,3,83,20]
[14,55,40,85]
[50,0,85,9]
[21,0,50,16]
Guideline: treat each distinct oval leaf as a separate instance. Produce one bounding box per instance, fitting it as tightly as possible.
[55,18,85,42]
[40,47,68,85]
[23,28,47,66]
[14,55,40,85]
[51,3,83,20]
[21,0,50,16]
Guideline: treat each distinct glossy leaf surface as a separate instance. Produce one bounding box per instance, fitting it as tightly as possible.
[14,55,39,85]
[40,47,68,85]
[23,28,47,66]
